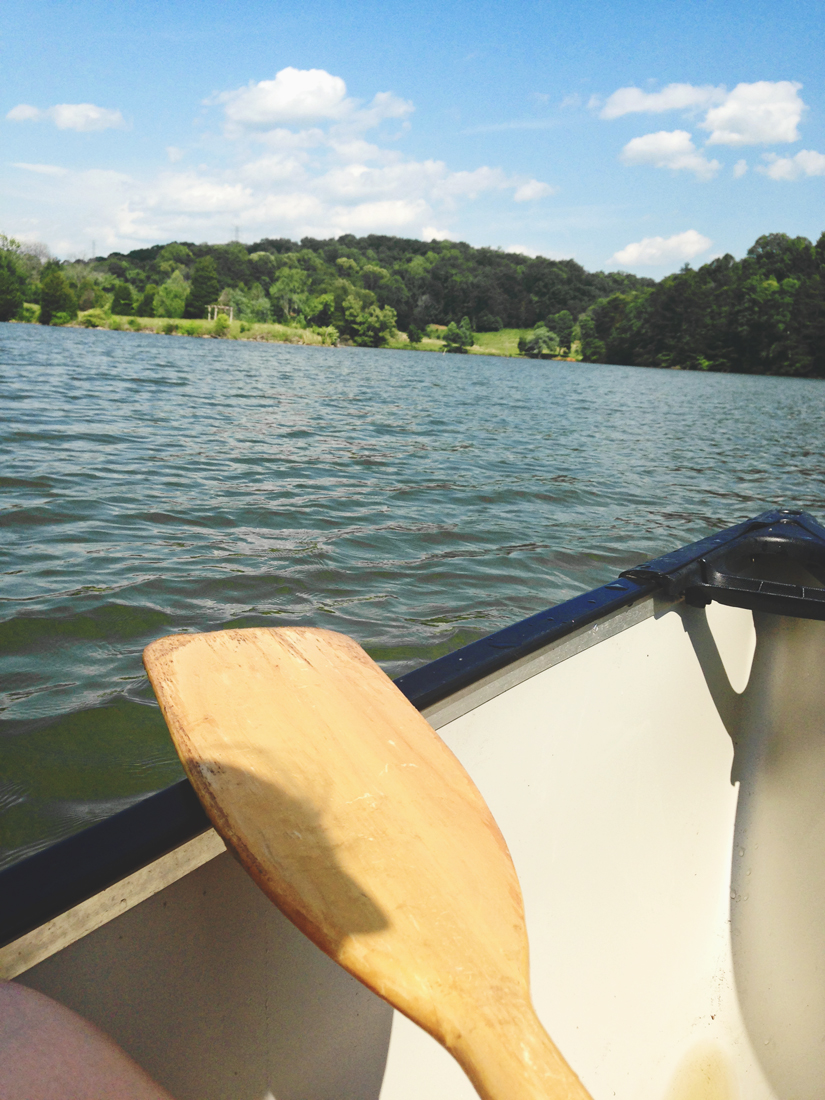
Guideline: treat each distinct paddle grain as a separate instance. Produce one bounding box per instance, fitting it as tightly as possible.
[144,627,592,1100]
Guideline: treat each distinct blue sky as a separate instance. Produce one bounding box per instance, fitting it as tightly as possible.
[2,0,823,274]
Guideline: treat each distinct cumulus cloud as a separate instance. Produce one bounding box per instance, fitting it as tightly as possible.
[213,67,413,139]
[759,149,825,180]
[612,229,712,266]
[733,158,748,178]
[6,104,42,122]
[7,102,126,131]
[599,81,806,146]
[600,83,725,120]
[513,179,556,201]
[421,227,457,241]
[214,68,349,125]
[700,81,805,145]
[620,130,720,180]
[7,68,556,253]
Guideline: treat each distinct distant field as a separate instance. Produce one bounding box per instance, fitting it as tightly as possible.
[63,311,580,359]
[469,329,528,356]
[395,328,533,357]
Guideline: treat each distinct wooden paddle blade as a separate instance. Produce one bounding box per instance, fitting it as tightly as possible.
[144,627,591,1100]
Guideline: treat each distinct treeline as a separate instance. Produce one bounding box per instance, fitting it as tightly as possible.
[3,229,824,375]
[577,232,825,377]
[0,232,651,340]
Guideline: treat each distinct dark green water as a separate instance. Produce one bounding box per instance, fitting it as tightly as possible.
[2,324,824,867]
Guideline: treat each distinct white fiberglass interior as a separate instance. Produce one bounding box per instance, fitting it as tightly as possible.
[388,597,824,1100]
[14,593,825,1100]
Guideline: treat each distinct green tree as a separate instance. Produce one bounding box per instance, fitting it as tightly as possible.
[523,323,559,358]
[76,279,106,311]
[361,264,389,291]
[270,267,310,321]
[39,267,77,325]
[443,316,474,352]
[228,281,272,323]
[111,282,134,316]
[306,293,334,326]
[549,310,574,351]
[0,250,25,322]
[184,256,220,319]
[158,243,192,264]
[343,296,398,346]
[154,270,188,318]
[577,314,605,363]
[407,323,423,344]
[135,284,158,317]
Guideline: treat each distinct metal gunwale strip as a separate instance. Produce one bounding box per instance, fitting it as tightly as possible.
[0,830,226,980]
[423,594,660,729]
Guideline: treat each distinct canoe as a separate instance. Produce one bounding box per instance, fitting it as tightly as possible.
[2,507,824,1100]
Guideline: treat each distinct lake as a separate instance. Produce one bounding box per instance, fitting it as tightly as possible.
[2,324,824,867]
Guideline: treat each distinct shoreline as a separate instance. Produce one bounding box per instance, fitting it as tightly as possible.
[10,313,582,361]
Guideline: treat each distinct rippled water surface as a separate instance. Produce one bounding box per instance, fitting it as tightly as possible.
[2,324,825,866]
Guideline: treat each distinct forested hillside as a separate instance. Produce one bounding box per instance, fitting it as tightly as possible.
[2,230,824,376]
[578,232,825,377]
[0,232,651,336]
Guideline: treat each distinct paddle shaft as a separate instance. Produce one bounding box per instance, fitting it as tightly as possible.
[454,1002,592,1100]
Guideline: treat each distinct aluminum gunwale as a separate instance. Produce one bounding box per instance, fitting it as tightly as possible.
[1,507,821,951]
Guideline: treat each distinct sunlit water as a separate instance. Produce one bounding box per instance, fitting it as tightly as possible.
[2,324,824,867]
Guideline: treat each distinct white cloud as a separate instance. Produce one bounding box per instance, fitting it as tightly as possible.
[433,166,511,199]
[340,90,413,134]
[6,69,555,254]
[240,154,308,185]
[327,199,427,231]
[599,81,807,146]
[612,229,712,266]
[256,126,326,151]
[620,130,720,180]
[600,83,725,120]
[166,146,184,163]
[147,173,253,213]
[513,179,556,202]
[422,227,456,241]
[733,158,748,178]
[213,67,413,142]
[215,67,349,126]
[506,244,537,257]
[7,104,42,122]
[7,102,126,131]
[12,162,68,176]
[759,149,825,180]
[701,81,805,145]
[51,104,126,131]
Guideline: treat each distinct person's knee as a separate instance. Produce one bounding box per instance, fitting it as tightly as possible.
[0,980,174,1100]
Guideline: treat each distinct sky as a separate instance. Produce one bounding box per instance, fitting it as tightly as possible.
[2,0,824,275]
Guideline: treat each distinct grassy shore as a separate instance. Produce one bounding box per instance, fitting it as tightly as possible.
[35,309,581,360]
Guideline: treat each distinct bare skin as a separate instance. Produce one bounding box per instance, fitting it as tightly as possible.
[0,981,174,1100]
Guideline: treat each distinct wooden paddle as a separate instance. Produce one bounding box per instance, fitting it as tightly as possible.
[143,627,592,1100]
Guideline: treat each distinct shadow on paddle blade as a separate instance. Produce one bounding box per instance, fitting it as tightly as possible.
[196,760,390,957]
